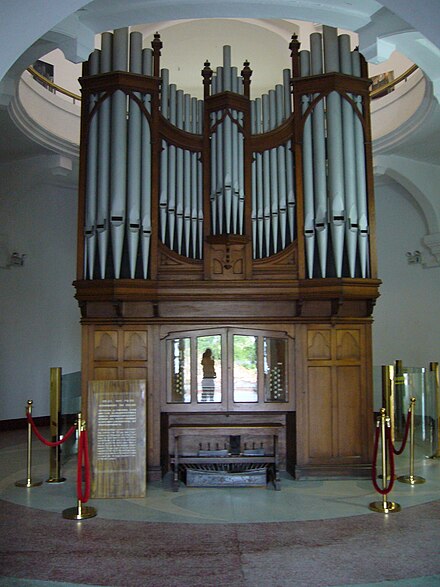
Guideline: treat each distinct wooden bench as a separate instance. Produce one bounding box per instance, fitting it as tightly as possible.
[169,423,282,491]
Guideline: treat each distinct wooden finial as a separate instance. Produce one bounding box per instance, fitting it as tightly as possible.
[289,33,301,78]
[241,60,252,98]
[151,32,163,77]
[202,60,213,99]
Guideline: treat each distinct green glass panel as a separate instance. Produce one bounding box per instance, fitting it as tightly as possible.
[233,335,258,403]
[197,335,222,403]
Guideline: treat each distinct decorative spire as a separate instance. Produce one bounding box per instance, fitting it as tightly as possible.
[289,33,301,78]
[202,60,213,99]
[152,32,163,77]
[241,60,252,98]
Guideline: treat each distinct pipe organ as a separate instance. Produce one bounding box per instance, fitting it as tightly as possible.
[75,26,380,484]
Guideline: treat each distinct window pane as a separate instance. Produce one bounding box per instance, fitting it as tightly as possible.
[233,335,258,403]
[264,337,287,402]
[170,338,191,403]
[197,335,222,403]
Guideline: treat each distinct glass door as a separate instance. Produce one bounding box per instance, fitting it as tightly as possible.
[165,327,293,412]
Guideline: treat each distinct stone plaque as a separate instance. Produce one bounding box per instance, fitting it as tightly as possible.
[88,380,146,498]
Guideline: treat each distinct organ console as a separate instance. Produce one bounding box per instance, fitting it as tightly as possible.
[75,25,380,488]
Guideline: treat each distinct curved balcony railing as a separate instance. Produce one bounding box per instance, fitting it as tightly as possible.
[28,63,419,104]
[17,62,425,159]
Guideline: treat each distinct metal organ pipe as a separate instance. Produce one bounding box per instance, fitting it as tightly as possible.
[96,32,113,278]
[283,68,295,244]
[197,100,204,258]
[262,93,271,256]
[352,49,369,277]
[141,46,152,279]
[183,93,191,257]
[85,49,100,279]
[126,31,143,278]
[159,68,169,245]
[276,84,287,250]
[110,28,129,279]
[338,34,358,278]
[167,84,177,250]
[300,49,315,279]
[81,31,372,279]
[190,97,199,257]
[310,32,328,277]
[323,25,345,278]
[215,67,224,234]
[269,89,279,253]
[176,89,184,254]
[254,98,264,258]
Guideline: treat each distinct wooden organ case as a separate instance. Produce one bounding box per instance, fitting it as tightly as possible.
[75,26,380,485]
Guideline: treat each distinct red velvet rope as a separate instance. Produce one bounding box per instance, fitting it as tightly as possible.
[76,429,91,504]
[391,408,411,455]
[27,412,76,447]
[371,425,396,495]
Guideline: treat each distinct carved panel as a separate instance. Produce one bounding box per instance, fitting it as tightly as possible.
[307,330,331,360]
[94,367,119,380]
[308,366,332,458]
[124,367,148,380]
[94,331,118,361]
[209,243,246,279]
[336,330,360,360]
[336,366,362,457]
[123,331,148,361]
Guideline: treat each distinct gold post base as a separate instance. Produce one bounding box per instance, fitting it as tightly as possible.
[369,500,401,513]
[46,477,66,484]
[15,479,43,488]
[62,505,97,520]
[397,474,426,485]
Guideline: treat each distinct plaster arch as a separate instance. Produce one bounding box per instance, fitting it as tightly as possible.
[374,163,440,235]
[2,0,440,89]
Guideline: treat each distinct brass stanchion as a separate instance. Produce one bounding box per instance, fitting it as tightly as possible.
[382,365,395,444]
[15,400,43,488]
[47,367,66,483]
[394,359,405,439]
[429,362,440,459]
[62,412,97,520]
[369,408,401,513]
[397,397,426,485]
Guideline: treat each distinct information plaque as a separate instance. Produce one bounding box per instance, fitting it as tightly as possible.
[88,380,146,498]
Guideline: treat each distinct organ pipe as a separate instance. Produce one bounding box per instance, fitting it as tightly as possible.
[96,32,112,279]
[81,27,373,280]
[352,49,370,277]
[323,26,345,279]
[339,34,358,278]
[84,49,100,279]
[300,50,315,279]
[127,31,143,278]
[110,28,129,279]
[141,46,152,279]
[310,33,328,277]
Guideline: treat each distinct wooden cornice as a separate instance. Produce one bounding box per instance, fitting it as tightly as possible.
[74,277,381,304]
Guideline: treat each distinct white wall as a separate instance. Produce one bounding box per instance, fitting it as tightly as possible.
[373,176,440,367]
[0,158,81,419]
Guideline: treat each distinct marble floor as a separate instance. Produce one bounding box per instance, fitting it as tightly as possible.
[1,427,439,586]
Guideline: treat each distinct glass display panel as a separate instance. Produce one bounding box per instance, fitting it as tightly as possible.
[403,367,438,457]
[264,338,287,402]
[233,335,258,403]
[170,338,191,403]
[197,335,222,403]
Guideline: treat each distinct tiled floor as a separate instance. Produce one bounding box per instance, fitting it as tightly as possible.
[1,427,440,586]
